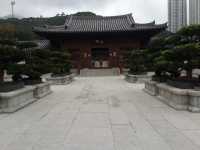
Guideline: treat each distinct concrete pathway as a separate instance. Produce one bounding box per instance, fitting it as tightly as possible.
[1,76,200,150]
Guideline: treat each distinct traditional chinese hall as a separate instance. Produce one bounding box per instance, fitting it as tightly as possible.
[34,14,167,73]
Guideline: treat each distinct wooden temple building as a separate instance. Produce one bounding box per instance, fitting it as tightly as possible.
[34,14,167,74]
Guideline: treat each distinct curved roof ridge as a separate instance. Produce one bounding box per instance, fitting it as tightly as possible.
[72,15,103,19]
[132,21,168,28]
[42,24,65,29]
[134,20,156,25]
[101,13,133,18]
[33,14,167,33]
[71,13,134,19]
[126,13,135,25]
[154,22,168,27]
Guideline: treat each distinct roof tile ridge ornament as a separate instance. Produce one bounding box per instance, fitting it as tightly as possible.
[65,15,73,29]
[127,13,135,23]
[125,13,136,27]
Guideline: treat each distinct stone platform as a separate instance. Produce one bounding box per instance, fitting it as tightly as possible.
[80,68,120,77]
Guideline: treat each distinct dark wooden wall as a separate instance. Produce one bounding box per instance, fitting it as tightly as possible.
[63,37,145,70]
[50,35,151,73]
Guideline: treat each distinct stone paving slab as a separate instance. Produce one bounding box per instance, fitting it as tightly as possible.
[73,113,110,128]
[0,76,200,150]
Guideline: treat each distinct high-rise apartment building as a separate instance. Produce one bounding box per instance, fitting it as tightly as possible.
[189,0,200,24]
[168,0,187,32]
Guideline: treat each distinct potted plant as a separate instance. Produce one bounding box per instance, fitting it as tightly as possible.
[18,43,53,98]
[160,43,200,89]
[125,49,149,83]
[46,49,73,85]
[0,26,36,113]
[144,26,200,112]
[0,26,25,92]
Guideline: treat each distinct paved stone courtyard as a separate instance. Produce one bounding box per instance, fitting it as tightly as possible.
[1,76,200,150]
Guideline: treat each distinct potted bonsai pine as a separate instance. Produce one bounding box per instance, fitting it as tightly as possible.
[18,42,53,98]
[126,49,149,83]
[0,25,25,92]
[144,26,200,112]
[0,25,36,112]
[46,49,73,85]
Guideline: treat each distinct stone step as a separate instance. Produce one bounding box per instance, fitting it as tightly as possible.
[80,68,120,77]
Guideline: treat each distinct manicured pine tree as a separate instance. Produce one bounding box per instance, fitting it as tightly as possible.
[0,24,24,82]
[50,49,71,77]
[17,42,52,84]
[129,49,147,75]
[147,25,200,82]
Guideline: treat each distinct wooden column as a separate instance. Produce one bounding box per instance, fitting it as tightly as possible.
[117,49,123,74]
[109,49,113,68]
[81,48,91,69]
[112,48,119,68]
[87,48,92,69]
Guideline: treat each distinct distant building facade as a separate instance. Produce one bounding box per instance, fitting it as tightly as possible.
[189,0,200,24]
[168,0,187,32]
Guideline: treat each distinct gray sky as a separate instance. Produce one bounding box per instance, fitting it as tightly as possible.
[0,0,167,23]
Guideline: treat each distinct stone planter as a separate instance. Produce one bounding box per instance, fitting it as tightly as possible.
[125,74,151,83]
[156,84,189,110]
[188,90,200,112]
[143,80,158,96]
[46,74,74,85]
[144,81,200,112]
[0,82,24,93]
[122,68,130,75]
[32,82,52,99]
[0,87,36,113]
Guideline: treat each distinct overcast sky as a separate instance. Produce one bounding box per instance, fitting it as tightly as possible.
[0,0,167,23]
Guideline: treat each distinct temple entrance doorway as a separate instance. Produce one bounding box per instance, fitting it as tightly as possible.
[91,48,110,68]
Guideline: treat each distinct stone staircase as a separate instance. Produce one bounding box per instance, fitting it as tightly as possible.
[80,68,120,77]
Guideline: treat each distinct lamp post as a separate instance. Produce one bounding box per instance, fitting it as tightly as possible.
[11,0,15,18]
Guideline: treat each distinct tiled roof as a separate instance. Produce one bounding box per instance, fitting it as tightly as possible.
[33,14,167,33]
